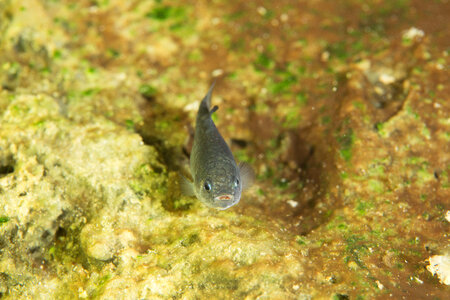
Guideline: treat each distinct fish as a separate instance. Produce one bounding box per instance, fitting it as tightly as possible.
[181,83,254,210]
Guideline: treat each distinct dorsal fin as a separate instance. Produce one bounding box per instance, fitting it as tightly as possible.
[210,105,219,114]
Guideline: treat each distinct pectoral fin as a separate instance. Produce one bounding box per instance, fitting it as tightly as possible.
[238,162,255,190]
[179,174,195,196]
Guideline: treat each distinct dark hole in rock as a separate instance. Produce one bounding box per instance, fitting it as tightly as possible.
[1,83,15,92]
[28,246,39,254]
[153,166,163,174]
[234,122,335,236]
[136,95,190,174]
[7,225,18,243]
[370,80,405,109]
[0,165,13,177]
[433,171,439,179]
[182,146,190,158]
[55,227,67,241]
[231,138,248,148]
[14,35,27,53]
[56,210,68,223]
[138,84,158,102]
[0,154,15,178]
[41,230,51,240]
[138,133,179,172]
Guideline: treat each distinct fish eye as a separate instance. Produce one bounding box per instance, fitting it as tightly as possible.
[204,181,212,192]
[234,178,239,187]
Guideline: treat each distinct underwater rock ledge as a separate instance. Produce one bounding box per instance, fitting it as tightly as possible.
[1,0,449,299]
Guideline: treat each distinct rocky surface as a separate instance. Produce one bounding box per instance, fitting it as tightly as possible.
[0,0,448,299]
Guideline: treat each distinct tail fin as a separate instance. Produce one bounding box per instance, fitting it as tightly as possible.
[203,81,215,110]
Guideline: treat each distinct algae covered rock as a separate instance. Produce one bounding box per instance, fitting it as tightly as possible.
[0,0,449,299]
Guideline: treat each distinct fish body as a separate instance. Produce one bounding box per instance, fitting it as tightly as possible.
[183,83,254,210]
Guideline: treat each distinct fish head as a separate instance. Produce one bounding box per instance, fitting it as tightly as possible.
[195,164,242,210]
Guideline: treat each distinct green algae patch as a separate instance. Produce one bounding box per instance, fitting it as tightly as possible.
[0,0,449,299]
[90,274,112,299]
[138,83,158,101]
[129,159,167,200]
[355,200,374,216]
[163,171,195,211]
[368,179,384,193]
[295,235,309,246]
[254,52,275,70]
[336,127,355,162]
[199,270,240,291]
[0,216,9,224]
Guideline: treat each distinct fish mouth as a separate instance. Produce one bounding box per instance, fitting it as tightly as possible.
[214,194,234,201]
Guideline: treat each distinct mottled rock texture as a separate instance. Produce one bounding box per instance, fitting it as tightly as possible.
[0,0,448,299]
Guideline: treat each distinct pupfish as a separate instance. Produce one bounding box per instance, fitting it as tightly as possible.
[181,83,254,210]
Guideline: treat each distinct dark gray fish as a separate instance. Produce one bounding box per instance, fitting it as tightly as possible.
[181,83,254,210]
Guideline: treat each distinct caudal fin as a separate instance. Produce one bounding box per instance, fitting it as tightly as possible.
[203,81,215,110]
[198,81,218,117]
